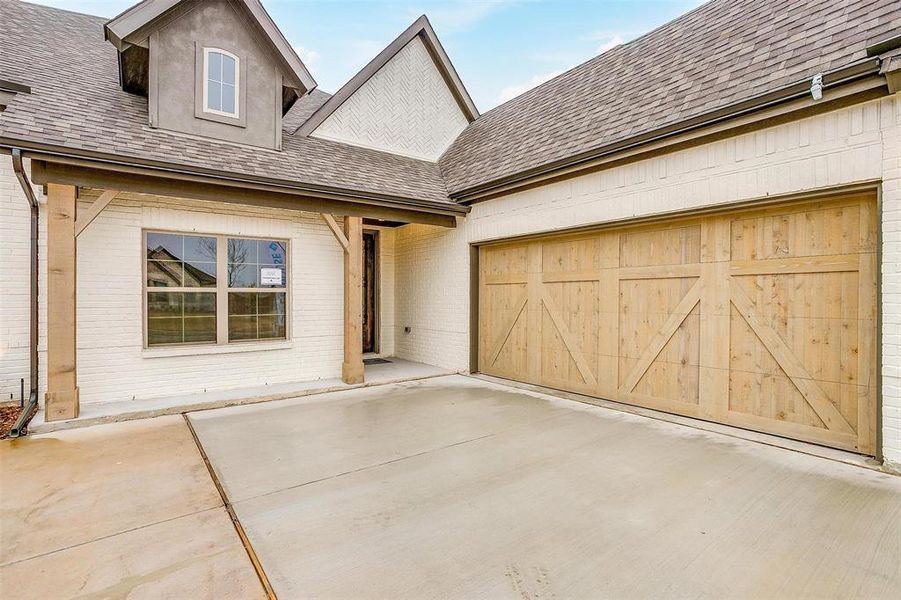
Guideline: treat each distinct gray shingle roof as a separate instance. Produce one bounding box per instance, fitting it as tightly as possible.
[439,0,901,196]
[1,0,899,205]
[0,0,451,205]
[282,89,331,133]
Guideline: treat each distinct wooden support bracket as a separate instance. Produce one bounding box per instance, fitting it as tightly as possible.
[74,189,119,237]
[321,213,349,252]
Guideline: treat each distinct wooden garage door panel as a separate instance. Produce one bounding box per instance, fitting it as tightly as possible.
[478,194,878,455]
[619,278,701,402]
[731,204,864,261]
[542,281,599,391]
[630,302,701,406]
[620,224,701,267]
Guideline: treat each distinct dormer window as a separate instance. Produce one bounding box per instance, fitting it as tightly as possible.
[203,48,239,118]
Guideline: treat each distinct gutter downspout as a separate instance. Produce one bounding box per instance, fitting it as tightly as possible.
[10,148,39,437]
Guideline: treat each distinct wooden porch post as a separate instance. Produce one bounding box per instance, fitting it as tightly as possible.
[342,215,364,384]
[44,183,79,421]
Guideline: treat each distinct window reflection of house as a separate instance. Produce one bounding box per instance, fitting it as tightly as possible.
[146,246,217,288]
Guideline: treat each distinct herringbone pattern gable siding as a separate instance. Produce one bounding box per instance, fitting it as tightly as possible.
[312,37,469,161]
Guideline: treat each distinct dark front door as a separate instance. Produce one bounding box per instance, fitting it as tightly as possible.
[362,231,378,353]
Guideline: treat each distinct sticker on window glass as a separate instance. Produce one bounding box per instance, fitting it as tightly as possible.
[260,267,283,286]
[263,241,285,265]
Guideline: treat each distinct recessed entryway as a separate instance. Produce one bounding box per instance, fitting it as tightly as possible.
[362,230,379,354]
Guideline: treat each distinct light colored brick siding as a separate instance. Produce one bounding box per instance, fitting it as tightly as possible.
[881,96,901,467]
[394,222,469,370]
[0,156,37,402]
[393,94,901,465]
[376,227,396,357]
[75,190,350,403]
[0,164,387,405]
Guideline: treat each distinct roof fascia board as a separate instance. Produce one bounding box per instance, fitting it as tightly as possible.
[453,59,884,203]
[30,160,458,228]
[418,19,479,121]
[105,0,180,50]
[104,0,316,93]
[297,15,478,137]
[0,138,468,215]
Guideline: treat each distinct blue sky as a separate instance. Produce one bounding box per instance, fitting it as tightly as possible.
[35,0,705,111]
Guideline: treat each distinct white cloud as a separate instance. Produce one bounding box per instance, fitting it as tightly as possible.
[497,69,563,104]
[293,45,321,69]
[596,34,625,55]
[412,0,516,32]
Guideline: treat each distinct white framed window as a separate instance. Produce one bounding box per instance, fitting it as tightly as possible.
[144,231,288,347]
[202,48,239,118]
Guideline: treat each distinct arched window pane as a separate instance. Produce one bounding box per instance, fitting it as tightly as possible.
[205,49,237,116]
[222,55,236,85]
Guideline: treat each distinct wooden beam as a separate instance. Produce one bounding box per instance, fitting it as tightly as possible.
[31,161,460,228]
[74,189,119,237]
[45,183,79,421]
[321,213,349,251]
[342,216,364,384]
[729,253,859,276]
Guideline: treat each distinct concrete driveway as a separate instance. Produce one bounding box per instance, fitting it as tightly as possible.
[188,375,901,599]
[0,416,264,599]
[2,375,900,599]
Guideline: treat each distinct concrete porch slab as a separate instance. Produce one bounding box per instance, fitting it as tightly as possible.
[0,415,263,599]
[28,358,452,435]
[191,375,901,599]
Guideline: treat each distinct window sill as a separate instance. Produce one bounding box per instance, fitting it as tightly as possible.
[142,339,293,358]
[195,109,246,128]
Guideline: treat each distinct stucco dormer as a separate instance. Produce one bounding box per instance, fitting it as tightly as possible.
[104,0,316,150]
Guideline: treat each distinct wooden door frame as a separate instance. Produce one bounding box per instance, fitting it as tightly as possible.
[469,244,480,373]
[363,229,380,354]
[471,183,883,459]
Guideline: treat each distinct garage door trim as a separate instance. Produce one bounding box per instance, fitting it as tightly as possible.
[475,192,879,455]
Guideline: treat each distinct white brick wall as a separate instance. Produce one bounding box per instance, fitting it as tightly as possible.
[393,95,901,465]
[75,190,350,403]
[376,227,396,357]
[394,222,469,370]
[879,95,901,468]
[0,156,36,402]
[0,164,381,405]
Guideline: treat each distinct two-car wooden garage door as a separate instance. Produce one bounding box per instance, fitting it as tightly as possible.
[478,195,878,454]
